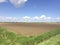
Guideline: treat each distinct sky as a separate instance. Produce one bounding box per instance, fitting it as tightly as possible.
[0,0,60,22]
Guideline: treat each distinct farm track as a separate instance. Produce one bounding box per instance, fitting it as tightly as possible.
[0,23,60,36]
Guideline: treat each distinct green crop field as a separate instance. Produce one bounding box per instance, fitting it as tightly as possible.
[0,27,60,45]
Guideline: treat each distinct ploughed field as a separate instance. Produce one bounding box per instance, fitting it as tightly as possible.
[0,22,60,36]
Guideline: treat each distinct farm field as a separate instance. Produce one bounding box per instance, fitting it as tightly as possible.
[0,27,60,45]
[0,22,60,36]
[0,0,60,45]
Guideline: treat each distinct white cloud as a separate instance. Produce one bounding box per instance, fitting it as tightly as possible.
[40,15,46,20]
[0,16,6,20]
[46,17,51,20]
[0,0,27,7]
[5,17,20,22]
[0,0,7,3]
[5,17,13,20]
[22,16,31,21]
[33,16,39,20]
[0,16,20,22]
[56,17,60,20]
[9,0,27,7]
[40,15,52,20]
[0,16,60,22]
[22,15,52,22]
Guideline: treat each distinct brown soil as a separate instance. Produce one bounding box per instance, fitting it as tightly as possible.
[0,23,60,36]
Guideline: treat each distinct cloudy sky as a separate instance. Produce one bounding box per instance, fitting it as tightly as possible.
[0,0,60,22]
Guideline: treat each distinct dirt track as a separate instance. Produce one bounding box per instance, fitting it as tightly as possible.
[0,23,60,36]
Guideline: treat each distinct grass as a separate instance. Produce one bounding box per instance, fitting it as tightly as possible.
[33,29,60,44]
[0,27,27,45]
[0,27,60,45]
[38,34,60,45]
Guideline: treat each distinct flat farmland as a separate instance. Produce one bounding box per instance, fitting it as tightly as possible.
[0,22,60,36]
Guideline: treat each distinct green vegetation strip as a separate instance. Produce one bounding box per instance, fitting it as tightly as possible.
[0,27,28,45]
[38,34,60,45]
[33,29,60,44]
[0,27,60,45]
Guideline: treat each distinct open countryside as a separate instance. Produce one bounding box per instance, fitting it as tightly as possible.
[0,22,60,36]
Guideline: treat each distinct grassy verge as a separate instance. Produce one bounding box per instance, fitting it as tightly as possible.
[38,34,60,45]
[33,29,60,44]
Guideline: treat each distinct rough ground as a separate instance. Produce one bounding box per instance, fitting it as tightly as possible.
[0,22,60,36]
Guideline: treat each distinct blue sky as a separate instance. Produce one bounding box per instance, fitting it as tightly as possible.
[0,0,60,22]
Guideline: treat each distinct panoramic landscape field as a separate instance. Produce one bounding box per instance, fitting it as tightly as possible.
[0,0,60,45]
[0,22,60,45]
[0,22,60,36]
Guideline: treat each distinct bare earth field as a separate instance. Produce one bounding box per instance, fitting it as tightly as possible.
[0,22,60,36]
